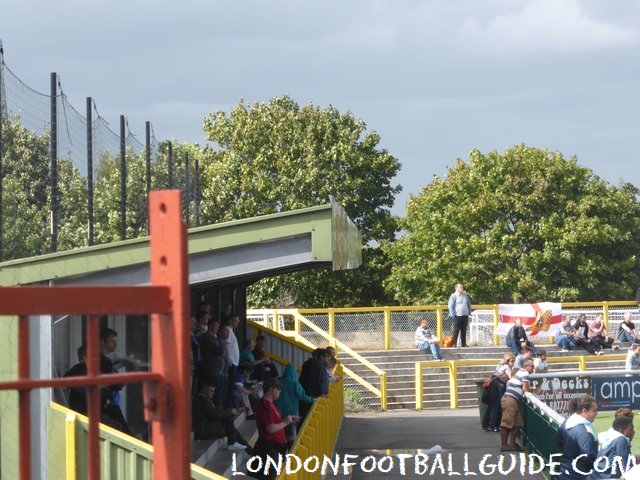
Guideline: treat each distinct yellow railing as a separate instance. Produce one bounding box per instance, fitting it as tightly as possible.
[276,364,344,480]
[49,403,225,480]
[248,309,388,411]
[414,354,627,409]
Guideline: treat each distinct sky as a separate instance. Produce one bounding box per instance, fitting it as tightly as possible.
[1,0,639,216]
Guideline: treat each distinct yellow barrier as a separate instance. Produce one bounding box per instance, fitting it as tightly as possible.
[414,354,627,409]
[50,403,227,480]
[276,364,345,480]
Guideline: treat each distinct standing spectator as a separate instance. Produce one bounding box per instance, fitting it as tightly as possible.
[99,328,132,435]
[275,364,314,444]
[298,348,329,420]
[415,318,444,360]
[325,346,338,371]
[223,318,240,408]
[597,407,634,449]
[574,315,601,356]
[64,345,88,414]
[619,312,640,344]
[448,283,472,348]
[554,394,599,480]
[626,344,640,371]
[481,352,515,432]
[251,378,298,480]
[588,313,615,350]
[590,416,635,479]
[556,315,578,352]
[506,318,538,356]
[534,349,548,373]
[192,383,250,450]
[500,358,534,451]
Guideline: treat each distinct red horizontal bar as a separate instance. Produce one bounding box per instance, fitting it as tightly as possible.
[0,372,165,391]
[0,286,172,315]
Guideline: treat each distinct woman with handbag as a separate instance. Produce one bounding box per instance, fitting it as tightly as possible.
[482,352,515,432]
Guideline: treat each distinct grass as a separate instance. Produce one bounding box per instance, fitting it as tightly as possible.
[593,411,639,452]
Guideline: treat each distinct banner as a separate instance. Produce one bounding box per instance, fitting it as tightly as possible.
[532,375,592,415]
[496,302,562,337]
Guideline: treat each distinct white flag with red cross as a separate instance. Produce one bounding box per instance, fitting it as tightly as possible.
[496,302,563,337]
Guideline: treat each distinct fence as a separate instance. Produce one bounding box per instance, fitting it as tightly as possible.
[0,47,200,260]
[250,302,639,350]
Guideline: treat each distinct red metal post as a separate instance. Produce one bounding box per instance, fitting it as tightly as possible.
[148,190,191,480]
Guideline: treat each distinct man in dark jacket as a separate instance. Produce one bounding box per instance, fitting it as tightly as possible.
[298,348,329,419]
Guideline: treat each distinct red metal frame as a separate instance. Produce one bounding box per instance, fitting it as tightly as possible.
[0,190,190,480]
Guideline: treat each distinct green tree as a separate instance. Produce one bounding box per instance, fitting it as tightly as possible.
[385,145,640,304]
[201,96,401,307]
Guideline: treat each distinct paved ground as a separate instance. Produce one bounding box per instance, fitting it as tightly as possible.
[325,408,546,479]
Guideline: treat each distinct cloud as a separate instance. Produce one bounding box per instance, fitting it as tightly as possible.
[453,0,640,53]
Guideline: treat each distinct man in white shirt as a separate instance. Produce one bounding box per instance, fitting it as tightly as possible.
[415,319,444,361]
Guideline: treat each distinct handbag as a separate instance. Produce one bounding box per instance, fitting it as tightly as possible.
[442,336,454,348]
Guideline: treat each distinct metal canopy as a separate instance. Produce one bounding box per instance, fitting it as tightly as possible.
[0,199,362,288]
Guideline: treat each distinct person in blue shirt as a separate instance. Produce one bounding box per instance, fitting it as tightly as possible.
[448,283,472,348]
[275,364,314,444]
[588,415,635,479]
[555,394,599,479]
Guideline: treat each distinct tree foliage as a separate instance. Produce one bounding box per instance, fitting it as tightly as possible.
[201,96,401,307]
[385,145,640,304]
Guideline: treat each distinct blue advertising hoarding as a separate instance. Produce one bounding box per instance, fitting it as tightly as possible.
[592,376,640,411]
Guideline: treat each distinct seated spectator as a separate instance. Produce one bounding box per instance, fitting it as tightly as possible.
[573,314,601,356]
[588,313,615,350]
[619,312,640,344]
[252,377,298,480]
[556,315,578,352]
[514,346,534,369]
[590,416,635,479]
[626,344,640,371]
[253,335,280,380]
[414,318,444,361]
[505,318,537,356]
[534,349,548,373]
[275,364,314,444]
[234,364,260,418]
[598,407,633,449]
[192,383,250,451]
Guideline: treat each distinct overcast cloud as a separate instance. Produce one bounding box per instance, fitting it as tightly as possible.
[1,0,639,215]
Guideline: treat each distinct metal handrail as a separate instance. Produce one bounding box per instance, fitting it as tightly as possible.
[248,309,388,411]
[415,354,627,409]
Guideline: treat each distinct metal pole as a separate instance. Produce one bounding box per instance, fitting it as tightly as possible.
[50,73,58,252]
[194,158,200,226]
[184,151,189,226]
[86,97,94,245]
[167,141,173,189]
[0,48,4,260]
[120,115,126,240]
[145,121,151,235]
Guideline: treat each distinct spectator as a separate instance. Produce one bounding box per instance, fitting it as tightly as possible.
[195,310,210,338]
[222,320,240,409]
[253,335,280,380]
[554,394,599,480]
[481,352,514,433]
[619,312,640,344]
[597,407,633,449]
[275,364,314,444]
[500,358,534,451]
[590,416,635,479]
[251,377,298,480]
[514,346,534,369]
[534,349,548,373]
[588,314,615,350]
[625,344,640,371]
[448,283,472,347]
[99,328,132,435]
[325,346,338,371]
[299,348,329,420]
[192,383,250,451]
[505,317,538,356]
[234,364,259,418]
[415,318,444,360]
[573,315,601,356]
[63,344,88,414]
[556,315,578,352]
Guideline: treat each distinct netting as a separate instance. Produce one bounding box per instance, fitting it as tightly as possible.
[0,52,197,260]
